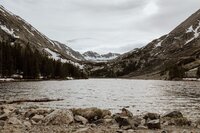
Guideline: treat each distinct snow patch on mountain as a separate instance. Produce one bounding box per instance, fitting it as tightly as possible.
[44,48,84,69]
[44,48,64,62]
[0,25,19,38]
[185,21,200,45]
[83,51,120,62]
[155,40,163,47]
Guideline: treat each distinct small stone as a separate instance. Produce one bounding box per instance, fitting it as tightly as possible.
[116,129,123,133]
[137,125,148,129]
[182,130,188,133]
[121,108,134,118]
[43,109,74,125]
[147,119,161,129]
[3,108,12,115]
[74,115,88,125]
[0,120,5,127]
[102,109,111,118]
[32,114,44,123]
[72,108,104,121]
[0,113,8,121]
[104,115,112,119]
[8,117,22,125]
[31,120,37,125]
[144,113,160,120]
[75,127,91,133]
[23,121,32,129]
[161,130,168,133]
[89,123,97,128]
[104,118,113,124]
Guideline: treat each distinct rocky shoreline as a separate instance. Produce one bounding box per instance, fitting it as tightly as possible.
[0,104,200,133]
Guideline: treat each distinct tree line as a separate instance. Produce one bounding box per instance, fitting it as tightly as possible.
[0,42,87,79]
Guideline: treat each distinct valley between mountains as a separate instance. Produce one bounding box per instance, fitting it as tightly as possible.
[0,5,200,80]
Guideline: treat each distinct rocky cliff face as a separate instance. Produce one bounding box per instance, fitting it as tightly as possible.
[90,9,200,79]
[0,5,84,64]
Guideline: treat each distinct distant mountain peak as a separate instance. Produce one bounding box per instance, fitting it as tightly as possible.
[83,51,120,62]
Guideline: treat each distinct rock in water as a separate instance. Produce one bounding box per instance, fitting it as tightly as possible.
[43,109,74,125]
[121,108,134,118]
[147,119,161,129]
[163,111,183,118]
[102,109,112,118]
[144,113,160,120]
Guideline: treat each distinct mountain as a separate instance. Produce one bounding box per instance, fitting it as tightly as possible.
[83,51,120,62]
[0,5,86,79]
[0,5,84,63]
[89,9,200,79]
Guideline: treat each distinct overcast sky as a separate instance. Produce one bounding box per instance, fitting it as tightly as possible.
[1,0,200,54]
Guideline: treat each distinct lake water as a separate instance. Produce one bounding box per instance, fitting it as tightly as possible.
[0,79,200,120]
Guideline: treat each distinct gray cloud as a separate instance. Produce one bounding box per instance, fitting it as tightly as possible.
[1,0,200,54]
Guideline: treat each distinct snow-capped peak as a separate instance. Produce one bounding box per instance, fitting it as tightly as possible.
[83,51,120,62]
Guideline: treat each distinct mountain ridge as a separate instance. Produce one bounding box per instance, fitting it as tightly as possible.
[89,9,200,79]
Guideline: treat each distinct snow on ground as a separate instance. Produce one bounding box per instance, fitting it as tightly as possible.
[23,26,34,36]
[0,25,19,38]
[0,78,14,82]
[185,21,200,45]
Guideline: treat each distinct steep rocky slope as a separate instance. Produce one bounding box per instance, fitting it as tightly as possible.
[90,9,200,79]
[0,5,87,79]
[0,5,84,63]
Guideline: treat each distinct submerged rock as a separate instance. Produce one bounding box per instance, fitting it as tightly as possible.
[43,109,74,125]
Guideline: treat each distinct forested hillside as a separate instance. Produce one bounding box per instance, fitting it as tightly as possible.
[0,42,87,79]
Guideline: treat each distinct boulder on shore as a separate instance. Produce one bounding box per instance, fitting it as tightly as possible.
[162,111,183,118]
[72,108,111,122]
[74,115,88,125]
[147,119,161,129]
[42,109,74,125]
